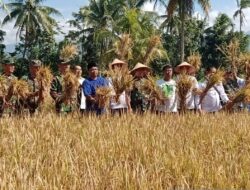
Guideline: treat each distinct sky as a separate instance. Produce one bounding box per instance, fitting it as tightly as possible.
[1,0,250,49]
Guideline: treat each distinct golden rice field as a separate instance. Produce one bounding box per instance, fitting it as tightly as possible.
[1,112,250,189]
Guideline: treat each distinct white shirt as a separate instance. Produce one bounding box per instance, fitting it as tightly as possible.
[199,80,229,112]
[79,78,86,109]
[155,79,177,112]
[108,78,128,109]
[176,75,200,110]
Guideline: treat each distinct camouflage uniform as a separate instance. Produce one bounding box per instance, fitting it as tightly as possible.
[50,75,78,113]
[0,74,17,116]
[22,75,40,114]
[130,79,150,113]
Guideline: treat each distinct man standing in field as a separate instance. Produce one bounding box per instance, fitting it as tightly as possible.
[22,60,45,114]
[0,58,17,116]
[199,67,229,113]
[155,64,177,113]
[50,59,70,113]
[83,63,108,115]
[73,65,86,113]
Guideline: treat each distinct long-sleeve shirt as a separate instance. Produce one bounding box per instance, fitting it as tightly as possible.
[199,81,229,112]
[176,75,200,110]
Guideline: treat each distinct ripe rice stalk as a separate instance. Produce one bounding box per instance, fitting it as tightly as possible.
[217,39,240,72]
[225,84,250,111]
[96,86,113,108]
[0,75,8,97]
[187,52,202,71]
[108,68,134,102]
[62,71,79,103]
[137,75,165,101]
[36,66,53,93]
[200,70,225,104]
[176,74,194,113]
[9,79,30,99]
[141,35,167,65]
[60,44,78,62]
[114,33,133,61]
[239,53,250,81]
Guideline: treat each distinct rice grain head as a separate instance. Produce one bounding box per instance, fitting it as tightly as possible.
[187,52,202,71]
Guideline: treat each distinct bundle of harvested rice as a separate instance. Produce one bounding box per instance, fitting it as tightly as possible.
[199,70,225,104]
[141,35,167,65]
[10,79,30,99]
[239,53,250,81]
[176,74,194,113]
[62,71,79,103]
[60,44,78,62]
[0,76,8,97]
[36,66,53,86]
[187,52,202,71]
[108,68,134,102]
[217,39,240,71]
[96,86,113,108]
[114,33,133,61]
[36,66,53,92]
[136,75,165,101]
[225,84,250,110]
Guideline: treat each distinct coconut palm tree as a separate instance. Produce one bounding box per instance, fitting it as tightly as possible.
[233,0,250,32]
[2,0,61,58]
[166,0,211,62]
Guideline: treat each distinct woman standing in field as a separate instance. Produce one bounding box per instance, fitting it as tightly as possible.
[108,59,132,115]
[130,63,152,113]
[175,62,201,113]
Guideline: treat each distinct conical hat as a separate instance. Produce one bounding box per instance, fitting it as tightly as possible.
[109,58,127,69]
[175,62,196,74]
[130,63,151,74]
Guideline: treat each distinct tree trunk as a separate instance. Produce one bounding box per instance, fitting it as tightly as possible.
[240,9,242,33]
[179,0,185,63]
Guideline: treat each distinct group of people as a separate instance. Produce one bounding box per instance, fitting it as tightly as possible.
[0,57,248,117]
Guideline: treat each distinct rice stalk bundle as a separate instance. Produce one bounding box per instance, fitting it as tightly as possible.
[137,75,164,101]
[36,66,53,94]
[96,86,113,108]
[217,39,240,71]
[239,53,250,81]
[10,79,30,99]
[187,52,202,71]
[60,44,78,62]
[200,70,225,104]
[176,74,194,113]
[108,68,134,102]
[225,84,250,111]
[62,71,79,103]
[114,33,133,61]
[142,35,163,65]
[0,76,8,97]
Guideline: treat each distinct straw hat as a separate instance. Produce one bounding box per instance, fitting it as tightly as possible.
[175,62,195,74]
[109,58,127,69]
[130,63,151,74]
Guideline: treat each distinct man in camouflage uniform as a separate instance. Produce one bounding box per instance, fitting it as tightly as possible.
[50,59,77,113]
[22,60,44,114]
[0,58,17,116]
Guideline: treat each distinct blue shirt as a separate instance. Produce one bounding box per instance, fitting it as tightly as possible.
[83,76,108,97]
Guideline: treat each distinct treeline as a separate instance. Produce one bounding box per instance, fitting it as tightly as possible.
[0,0,249,78]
